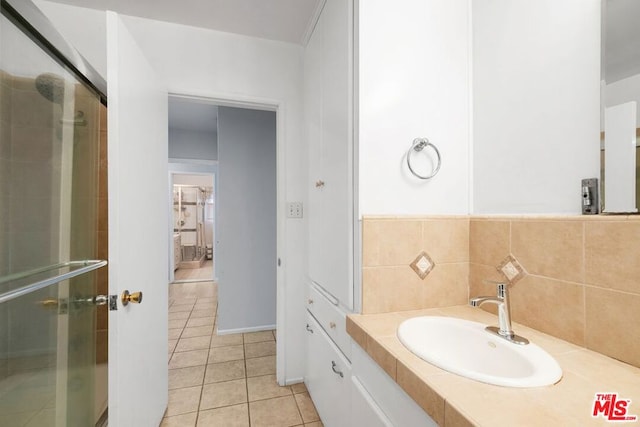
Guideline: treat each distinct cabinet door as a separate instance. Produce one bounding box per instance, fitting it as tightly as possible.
[306,10,326,299]
[307,0,354,309]
[351,377,394,427]
[305,313,351,427]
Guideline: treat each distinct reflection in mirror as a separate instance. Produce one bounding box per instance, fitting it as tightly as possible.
[604,102,637,212]
[601,0,640,212]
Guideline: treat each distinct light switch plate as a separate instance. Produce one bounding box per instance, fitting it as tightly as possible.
[287,202,303,218]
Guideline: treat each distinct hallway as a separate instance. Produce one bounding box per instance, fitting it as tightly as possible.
[163,282,321,426]
[174,260,214,282]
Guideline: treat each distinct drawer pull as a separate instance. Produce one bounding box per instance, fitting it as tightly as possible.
[306,324,314,333]
[329,321,336,329]
[331,361,344,378]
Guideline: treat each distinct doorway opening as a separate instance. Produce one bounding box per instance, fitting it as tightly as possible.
[167,96,278,331]
[171,174,215,283]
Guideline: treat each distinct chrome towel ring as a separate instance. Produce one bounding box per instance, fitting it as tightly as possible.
[406,137,441,180]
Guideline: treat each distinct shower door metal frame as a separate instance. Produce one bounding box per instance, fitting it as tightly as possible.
[1,0,106,101]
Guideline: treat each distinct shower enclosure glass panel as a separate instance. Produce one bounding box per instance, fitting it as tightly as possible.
[0,9,103,427]
[173,185,207,267]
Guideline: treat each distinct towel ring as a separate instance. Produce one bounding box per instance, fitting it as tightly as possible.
[406,137,441,180]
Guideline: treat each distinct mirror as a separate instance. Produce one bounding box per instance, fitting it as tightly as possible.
[601,0,640,212]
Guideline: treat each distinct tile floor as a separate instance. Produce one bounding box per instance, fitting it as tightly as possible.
[164,282,322,427]
[174,260,214,282]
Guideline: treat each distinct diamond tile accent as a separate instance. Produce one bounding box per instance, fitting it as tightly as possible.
[497,255,525,284]
[410,251,435,280]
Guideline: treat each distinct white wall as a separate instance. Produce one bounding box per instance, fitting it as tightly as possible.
[169,128,218,160]
[472,0,601,214]
[217,107,277,332]
[37,1,307,382]
[358,0,471,215]
[34,1,107,78]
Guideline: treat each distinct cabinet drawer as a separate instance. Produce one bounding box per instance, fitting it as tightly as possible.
[305,313,352,427]
[307,283,351,360]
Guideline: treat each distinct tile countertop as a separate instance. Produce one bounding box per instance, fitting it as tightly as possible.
[347,306,640,427]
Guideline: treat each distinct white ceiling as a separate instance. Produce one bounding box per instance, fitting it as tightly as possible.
[45,0,322,44]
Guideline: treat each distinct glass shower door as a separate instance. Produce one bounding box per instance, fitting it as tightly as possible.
[0,7,105,427]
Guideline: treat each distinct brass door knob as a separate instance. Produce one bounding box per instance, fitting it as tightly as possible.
[121,290,143,306]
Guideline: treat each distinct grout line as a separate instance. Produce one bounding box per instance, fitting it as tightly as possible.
[242,331,252,425]
[195,296,210,426]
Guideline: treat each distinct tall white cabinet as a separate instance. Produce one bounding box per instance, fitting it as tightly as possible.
[304,2,442,426]
[306,0,354,310]
[304,0,356,425]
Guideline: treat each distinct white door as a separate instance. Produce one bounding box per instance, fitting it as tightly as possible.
[107,11,169,426]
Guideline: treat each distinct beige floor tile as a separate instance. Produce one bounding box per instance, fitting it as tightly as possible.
[176,336,211,352]
[194,302,217,310]
[169,311,191,320]
[169,350,209,369]
[191,309,215,318]
[187,317,215,327]
[166,386,201,417]
[169,340,178,353]
[291,382,307,394]
[169,318,189,329]
[208,345,244,364]
[181,326,214,339]
[169,329,184,340]
[169,304,195,313]
[177,296,198,303]
[245,356,276,377]
[200,379,247,410]
[247,374,292,402]
[169,365,206,390]
[243,331,275,344]
[166,282,322,427]
[210,334,243,348]
[294,392,319,423]
[160,412,198,427]
[196,403,249,427]
[249,395,302,427]
[204,360,246,383]
[245,341,276,359]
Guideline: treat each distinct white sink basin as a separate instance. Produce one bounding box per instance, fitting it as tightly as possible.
[397,316,562,387]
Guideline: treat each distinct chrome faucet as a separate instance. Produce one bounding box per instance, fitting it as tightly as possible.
[470,282,529,345]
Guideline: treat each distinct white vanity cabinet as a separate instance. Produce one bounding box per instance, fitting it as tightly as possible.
[350,343,438,427]
[305,0,354,309]
[305,313,352,427]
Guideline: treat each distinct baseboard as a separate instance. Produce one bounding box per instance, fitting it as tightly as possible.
[284,376,305,386]
[217,323,276,335]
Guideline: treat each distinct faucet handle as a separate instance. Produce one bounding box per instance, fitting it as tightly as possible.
[482,279,508,295]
